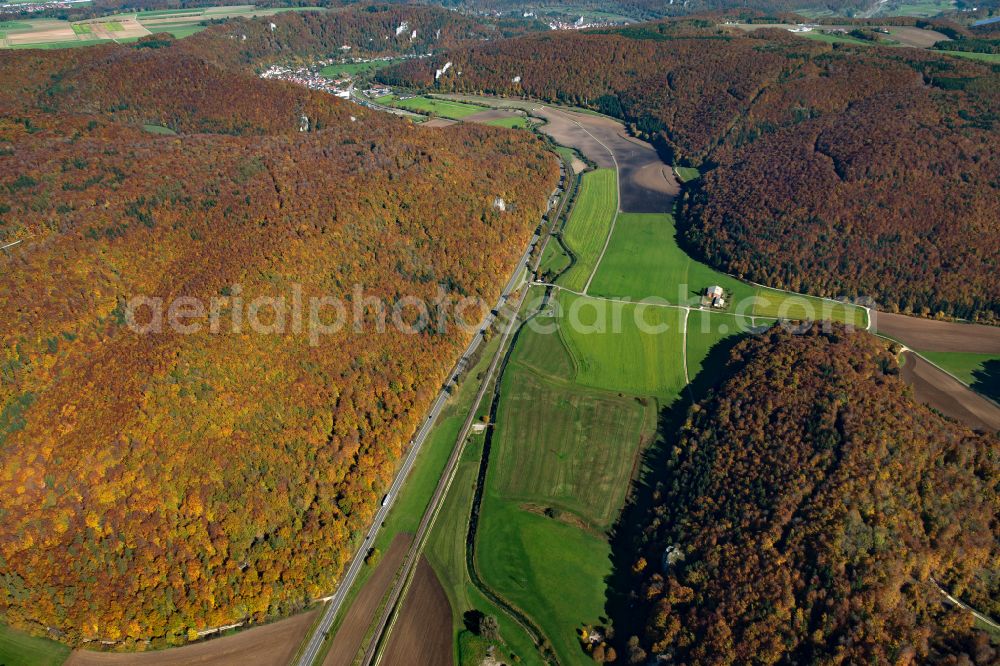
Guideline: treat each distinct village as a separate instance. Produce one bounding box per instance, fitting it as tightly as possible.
[258,55,417,100]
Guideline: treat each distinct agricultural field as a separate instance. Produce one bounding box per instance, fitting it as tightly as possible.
[557,169,618,292]
[0,624,69,666]
[489,361,655,529]
[1,5,322,49]
[555,292,688,399]
[919,351,1000,403]
[473,290,663,664]
[588,212,867,326]
[873,0,955,16]
[684,310,760,392]
[476,285,687,657]
[425,424,542,666]
[384,96,485,120]
[475,495,613,665]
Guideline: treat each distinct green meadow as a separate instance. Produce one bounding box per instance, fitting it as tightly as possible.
[387,96,484,120]
[484,116,529,129]
[588,212,866,326]
[558,169,617,292]
[319,58,404,79]
[473,288,664,664]
[0,624,69,666]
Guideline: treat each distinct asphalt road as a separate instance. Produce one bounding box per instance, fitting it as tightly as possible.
[294,232,539,666]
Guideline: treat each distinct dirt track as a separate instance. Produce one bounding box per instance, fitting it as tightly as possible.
[65,612,317,666]
[900,352,1000,431]
[381,558,453,666]
[875,312,1000,354]
[323,533,412,666]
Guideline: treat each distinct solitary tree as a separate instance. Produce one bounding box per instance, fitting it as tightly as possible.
[480,614,500,643]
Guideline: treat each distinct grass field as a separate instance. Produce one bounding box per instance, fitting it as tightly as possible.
[538,238,571,279]
[685,310,758,384]
[9,38,137,49]
[492,357,655,529]
[938,50,1000,63]
[153,24,207,38]
[71,23,91,34]
[426,433,545,666]
[588,212,867,326]
[142,123,177,135]
[485,116,529,129]
[0,624,70,666]
[554,292,688,399]
[876,0,955,16]
[471,288,662,664]
[558,169,617,292]
[319,58,403,79]
[919,351,1000,402]
[386,96,484,120]
[674,166,700,182]
[476,495,613,665]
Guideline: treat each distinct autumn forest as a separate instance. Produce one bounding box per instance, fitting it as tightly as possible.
[0,3,997,663]
[0,13,556,646]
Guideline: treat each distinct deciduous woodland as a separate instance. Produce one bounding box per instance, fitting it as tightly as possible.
[624,325,999,664]
[179,5,542,70]
[0,32,557,646]
[386,22,1000,321]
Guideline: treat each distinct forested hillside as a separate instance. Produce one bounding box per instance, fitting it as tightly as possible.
[624,324,999,664]
[385,22,1000,321]
[0,37,557,647]
[178,4,541,69]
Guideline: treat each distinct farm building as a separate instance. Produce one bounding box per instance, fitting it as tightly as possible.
[702,285,726,308]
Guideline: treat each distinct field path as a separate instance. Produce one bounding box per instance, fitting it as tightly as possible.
[681,308,691,387]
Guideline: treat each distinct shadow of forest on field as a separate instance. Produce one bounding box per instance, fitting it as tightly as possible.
[971,359,1000,405]
[602,329,748,656]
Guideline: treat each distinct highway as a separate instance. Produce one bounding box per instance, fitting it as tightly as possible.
[294,230,539,666]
